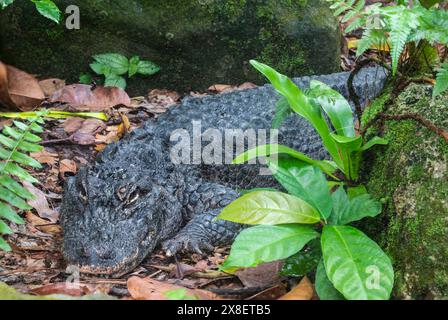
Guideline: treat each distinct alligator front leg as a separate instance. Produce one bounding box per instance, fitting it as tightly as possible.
[162,182,243,256]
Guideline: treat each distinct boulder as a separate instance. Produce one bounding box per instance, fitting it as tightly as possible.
[360,84,448,299]
[0,0,341,94]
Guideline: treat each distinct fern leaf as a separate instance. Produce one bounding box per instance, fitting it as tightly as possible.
[389,13,413,75]
[356,29,388,57]
[0,116,44,251]
[434,63,448,97]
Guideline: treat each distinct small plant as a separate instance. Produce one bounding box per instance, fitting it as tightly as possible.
[1,0,60,23]
[217,61,394,300]
[164,289,198,301]
[327,0,448,96]
[86,53,160,90]
[0,111,46,251]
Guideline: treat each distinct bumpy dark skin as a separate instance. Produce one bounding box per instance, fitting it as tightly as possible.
[60,67,388,277]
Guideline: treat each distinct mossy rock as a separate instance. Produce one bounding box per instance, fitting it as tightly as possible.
[0,0,340,94]
[360,84,448,299]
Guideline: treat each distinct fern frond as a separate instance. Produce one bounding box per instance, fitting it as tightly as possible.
[356,29,389,57]
[433,63,448,97]
[0,113,45,251]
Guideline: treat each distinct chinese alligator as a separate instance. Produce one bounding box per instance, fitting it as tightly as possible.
[61,67,387,276]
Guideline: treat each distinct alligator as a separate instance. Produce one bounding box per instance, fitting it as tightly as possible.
[60,67,388,276]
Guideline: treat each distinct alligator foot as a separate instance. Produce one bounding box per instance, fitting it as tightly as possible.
[162,209,243,256]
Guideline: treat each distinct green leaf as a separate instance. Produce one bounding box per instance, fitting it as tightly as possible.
[328,187,382,225]
[272,97,292,129]
[0,237,11,252]
[79,73,93,85]
[165,289,198,300]
[309,80,356,138]
[232,144,338,178]
[238,187,279,195]
[137,60,160,76]
[128,56,140,78]
[31,0,60,23]
[93,53,129,75]
[433,63,448,97]
[0,0,14,10]
[0,187,32,210]
[3,162,38,183]
[250,60,342,169]
[347,185,367,199]
[281,238,321,277]
[104,75,127,90]
[321,226,394,300]
[0,220,13,235]
[268,158,333,220]
[222,225,319,270]
[0,175,34,200]
[0,202,25,224]
[218,191,321,225]
[360,136,388,151]
[315,259,345,300]
[330,134,363,180]
[90,63,111,76]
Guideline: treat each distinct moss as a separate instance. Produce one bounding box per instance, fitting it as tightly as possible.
[0,0,340,94]
[360,84,448,299]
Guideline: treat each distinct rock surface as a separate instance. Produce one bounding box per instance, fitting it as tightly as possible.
[0,0,341,94]
[361,84,448,299]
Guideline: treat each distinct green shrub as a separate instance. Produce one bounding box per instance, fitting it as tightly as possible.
[1,0,60,23]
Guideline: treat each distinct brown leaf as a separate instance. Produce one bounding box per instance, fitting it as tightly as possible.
[31,149,58,166]
[0,61,45,111]
[49,84,131,111]
[62,117,84,134]
[208,84,236,93]
[23,182,59,223]
[25,212,61,234]
[38,78,66,97]
[31,283,92,297]
[238,82,257,90]
[59,159,77,177]
[65,118,106,145]
[278,276,314,300]
[235,261,284,288]
[127,276,219,300]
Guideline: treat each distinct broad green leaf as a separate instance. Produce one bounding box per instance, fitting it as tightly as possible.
[330,134,363,180]
[322,226,394,300]
[0,202,25,224]
[347,185,367,199]
[309,80,356,138]
[281,238,321,277]
[0,175,34,200]
[90,62,111,76]
[0,237,11,252]
[268,158,333,220]
[0,187,32,210]
[360,137,388,152]
[128,56,140,78]
[104,75,127,90]
[232,144,338,178]
[250,60,342,169]
[0,0,14,10]
[0,220,13,235]
[93,53,129,75]
[222,225,319,270]
[238,187,278,195]
[137,60,160,76]
[218,191,321,225]
[315,259,345,300]
[32,0,60,23]
[79,73,93,85]
[328,187,382,225]
[272,97,292,129]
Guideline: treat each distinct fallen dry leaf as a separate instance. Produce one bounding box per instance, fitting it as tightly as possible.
[64,118,106,145]
[59,159,77,177]
[23,182,59,223]
[238,82,257,90]
[38,78,66,97]
[49,84,131,111]
[208,84,236,93]
[31,283,93,297]
[62,117,85,134]
[235,261,284,288]
[31,149,58,167]
[278,276,314,301]
[0,61,45,111]
[25,212,61,234]
[127,276,219,300]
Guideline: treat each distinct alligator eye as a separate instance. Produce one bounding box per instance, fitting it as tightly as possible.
[127,189,140,205]
[78,183,88,204]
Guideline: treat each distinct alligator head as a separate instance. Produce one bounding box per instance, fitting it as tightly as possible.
[60,158,183,277]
